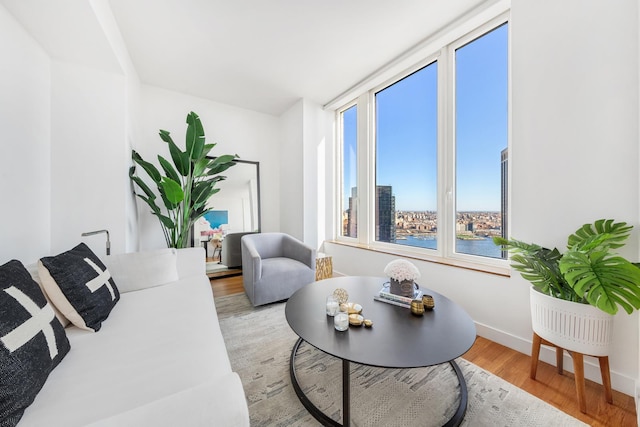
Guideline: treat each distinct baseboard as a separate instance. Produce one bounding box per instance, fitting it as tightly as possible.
[475,322,637,397]
[636,380,640,426]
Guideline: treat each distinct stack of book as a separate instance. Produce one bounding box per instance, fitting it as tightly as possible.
[374,286,423,308]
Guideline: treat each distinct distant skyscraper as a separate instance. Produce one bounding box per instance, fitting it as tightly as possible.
[347,187,358,238]
[500,147,508,259]
[376,186,395,243]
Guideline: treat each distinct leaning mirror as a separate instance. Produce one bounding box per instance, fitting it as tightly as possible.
[193,159,261,269]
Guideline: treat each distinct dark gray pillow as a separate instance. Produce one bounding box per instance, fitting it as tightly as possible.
[0,259,71,427]
[39,243,119,332]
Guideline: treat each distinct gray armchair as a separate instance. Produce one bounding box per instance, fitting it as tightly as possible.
[241,232,316,306]
[221,231,257,268]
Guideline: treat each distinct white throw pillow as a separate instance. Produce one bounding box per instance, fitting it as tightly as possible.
[103,248,179,293]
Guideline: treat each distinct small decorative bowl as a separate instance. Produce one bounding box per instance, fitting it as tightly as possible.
[348,314,364,326]
[422,295,435,310]
[410,299,425,316]
[340,302,363,314]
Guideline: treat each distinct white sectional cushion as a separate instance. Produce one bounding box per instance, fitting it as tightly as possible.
[18,275,234,426]
[85,376,249,427]
[176,247,206,279]
[103,248,178,293]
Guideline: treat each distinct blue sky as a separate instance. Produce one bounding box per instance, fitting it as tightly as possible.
[344,24,508,212]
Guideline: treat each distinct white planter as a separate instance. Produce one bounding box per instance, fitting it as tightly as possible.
[529,287,613,356]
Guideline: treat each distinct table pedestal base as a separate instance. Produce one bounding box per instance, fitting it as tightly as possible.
[289,337,468,427]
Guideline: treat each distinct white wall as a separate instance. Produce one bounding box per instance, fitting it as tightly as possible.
[280,98,327,249]
[1,1,139,261]
[50,61,128,257]
[280,100,305,241]
[302,99,327,250]
[0,5,51,265]
[321,0,640,396]
[511,0,639,393]
[136,85,281,250]
[89,0,142,253]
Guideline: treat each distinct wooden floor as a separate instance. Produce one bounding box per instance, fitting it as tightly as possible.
[210,276,637,427]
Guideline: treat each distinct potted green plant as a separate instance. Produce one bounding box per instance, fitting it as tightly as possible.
[494,219,640,412]
[129,111,237,249]
[493,219,640,315]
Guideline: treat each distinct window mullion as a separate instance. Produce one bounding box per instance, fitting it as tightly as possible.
[357,93,372,246]
[439,46,454,259]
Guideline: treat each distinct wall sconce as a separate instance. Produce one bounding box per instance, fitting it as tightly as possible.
[81,229,111,255]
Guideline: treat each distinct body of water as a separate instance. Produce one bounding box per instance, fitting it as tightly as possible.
[396,235,503,259]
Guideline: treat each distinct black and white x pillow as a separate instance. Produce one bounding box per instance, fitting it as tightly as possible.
[0,259,71,427]
[39,243,120,332]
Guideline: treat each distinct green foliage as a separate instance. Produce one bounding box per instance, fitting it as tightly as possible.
[493,219,640,315]
[129,111,237,248]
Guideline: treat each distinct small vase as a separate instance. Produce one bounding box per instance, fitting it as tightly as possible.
[390,278,415,298]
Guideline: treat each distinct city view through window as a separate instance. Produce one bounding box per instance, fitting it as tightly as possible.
[341,23,508,260]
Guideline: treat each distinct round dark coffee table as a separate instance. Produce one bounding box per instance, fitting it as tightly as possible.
[285,276,477,427]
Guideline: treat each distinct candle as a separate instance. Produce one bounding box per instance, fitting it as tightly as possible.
[326,296,339,316]
[334,312,349,331]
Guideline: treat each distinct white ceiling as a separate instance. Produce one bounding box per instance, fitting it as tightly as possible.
[3,0,488,116]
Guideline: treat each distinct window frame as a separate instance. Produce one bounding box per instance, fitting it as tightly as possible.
[337,100,359,242]
[334,9,511,273]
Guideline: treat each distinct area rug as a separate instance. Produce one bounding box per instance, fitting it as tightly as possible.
[216,293,587,427]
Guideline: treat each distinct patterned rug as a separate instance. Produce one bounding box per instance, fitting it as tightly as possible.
[216,293,587,427]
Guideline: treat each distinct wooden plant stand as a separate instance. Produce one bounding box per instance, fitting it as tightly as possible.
[530,332,613,413]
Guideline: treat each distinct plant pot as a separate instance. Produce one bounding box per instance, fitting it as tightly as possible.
[529,287,613,356]
[389,278,415,297]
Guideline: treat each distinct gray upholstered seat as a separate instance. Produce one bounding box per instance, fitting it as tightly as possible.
[221,231,257,268]
[241,232,316,306]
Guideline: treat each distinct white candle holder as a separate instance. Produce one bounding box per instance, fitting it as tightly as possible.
[334,312,349,331]
[326,295,339,316]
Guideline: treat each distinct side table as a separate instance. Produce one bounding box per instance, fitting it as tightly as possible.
[315,253,333,281]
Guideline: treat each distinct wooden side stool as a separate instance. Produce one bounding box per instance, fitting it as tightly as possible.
[530,332,613,413]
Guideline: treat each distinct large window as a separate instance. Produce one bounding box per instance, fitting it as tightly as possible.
[375,63,438,248]
[454,23,509,259]
[337,15,509,267]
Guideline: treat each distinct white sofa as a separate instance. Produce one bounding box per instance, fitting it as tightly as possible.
[18,247,249,426]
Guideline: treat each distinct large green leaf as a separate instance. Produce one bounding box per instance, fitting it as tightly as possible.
[567,219,632,251]
[202,143,216,157]
[191,181,214,206]
[157,155,181,184]
[159,130,189,176]
[193,157,209,178]
[159,177,184,205]
[207,155,237,175]
[493,236,576,300]
[130,175,156,201]
[132,151,162,183]
[135,194,160,213]
[560,250,640,314]
[185,112,205,162]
